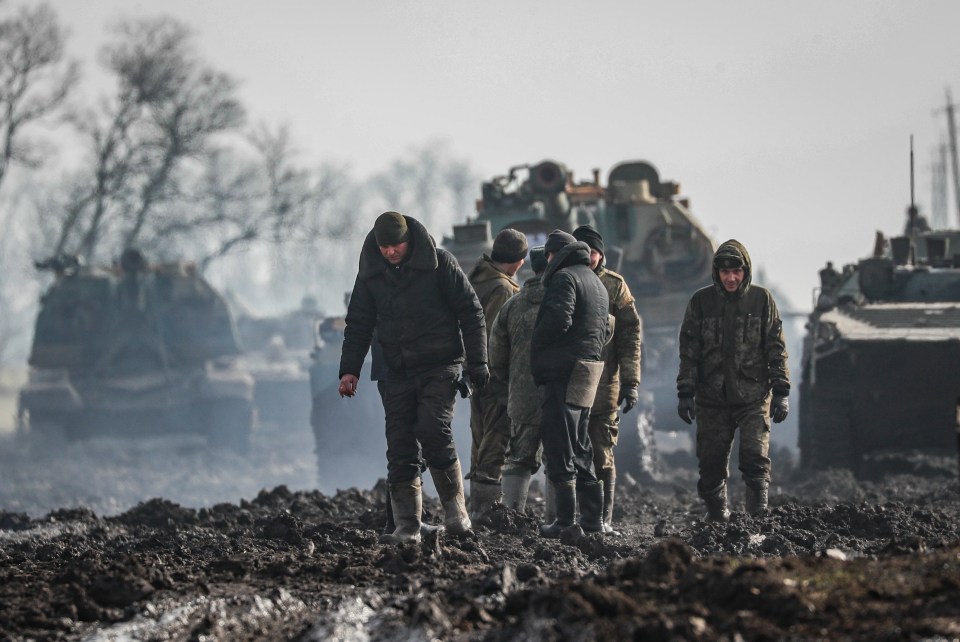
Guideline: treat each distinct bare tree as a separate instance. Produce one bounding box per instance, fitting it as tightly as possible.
[49,16,245,264]
[0,3,78,190]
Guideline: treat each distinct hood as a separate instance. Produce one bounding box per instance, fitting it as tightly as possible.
[712,239,752,298]
[542,241,591,285]
[468,255,517,286]
[357,215,437,279]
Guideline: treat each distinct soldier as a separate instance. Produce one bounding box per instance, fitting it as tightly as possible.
[488,246,548,512]
[677,239,790,521]
[532,230,611,537]
[339,211,488,543]
[465,228,527,520]
[571,225,642,534]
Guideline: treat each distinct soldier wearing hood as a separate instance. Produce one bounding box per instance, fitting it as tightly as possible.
[677,239,790,521]
[532,230,611,538]
[339,211,488,543]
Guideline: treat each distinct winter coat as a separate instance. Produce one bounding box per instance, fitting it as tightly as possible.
[489,274,544,424]
[339,215,486,379]
[531,241,610,385]
[592,268,643,414]
[677,239,790,406]
[468,256,520,341]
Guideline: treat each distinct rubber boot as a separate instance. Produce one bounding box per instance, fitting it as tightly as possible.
[598,469,620,535]
[702,485,731,523]
[430,459,472,534]
[577,481,605,533]
[382,485,396,536]
[469,480,502,522]
[379,477,422,544]
[745,480,769,516]
[501,472,532,511]
[540,480,576,538]
[543,476,556,523]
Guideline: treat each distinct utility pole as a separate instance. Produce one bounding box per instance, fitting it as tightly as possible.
[932,141,948,228]
[943,89,960,225]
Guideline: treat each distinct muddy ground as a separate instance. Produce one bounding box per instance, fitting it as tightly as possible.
[1,417,959,641]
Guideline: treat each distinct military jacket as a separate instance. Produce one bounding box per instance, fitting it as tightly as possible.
[593,268,643,414]
[489,274,543,424]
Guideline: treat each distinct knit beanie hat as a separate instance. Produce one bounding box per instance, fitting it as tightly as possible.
[373,211,409,246]
[543,229,576,256]
[529,246,547,274]
[490,228,529,263]
[572,224,604,255]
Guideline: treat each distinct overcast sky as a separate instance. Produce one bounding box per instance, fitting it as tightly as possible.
[42,0,960,311]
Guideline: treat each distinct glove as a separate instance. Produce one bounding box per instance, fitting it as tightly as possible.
[770,394,789,423]
[618,384,639,414]
[467,365,490,392]
[677,396,696,424]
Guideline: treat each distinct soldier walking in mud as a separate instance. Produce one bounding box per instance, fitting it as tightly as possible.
[571,225,642,534]
[465,228,528,521]
[677,239,790,521]
[338,211,488,543]
[532,230,611,537]
[488,246,548,513]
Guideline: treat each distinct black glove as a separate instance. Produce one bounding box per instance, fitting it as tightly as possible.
[677,396,696,424]
[467,365,490,391]
[770,394,789,424]
[618,384,639,414]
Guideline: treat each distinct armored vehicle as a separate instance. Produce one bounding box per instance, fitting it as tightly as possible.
[798,203,960,472]
[235,297,316,430]
[444,160,716,478]
[17,250,255,453]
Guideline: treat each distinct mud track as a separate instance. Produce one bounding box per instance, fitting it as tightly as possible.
[1,425,958,640]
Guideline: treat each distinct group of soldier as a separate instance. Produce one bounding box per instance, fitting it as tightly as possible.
[336,211,790,543]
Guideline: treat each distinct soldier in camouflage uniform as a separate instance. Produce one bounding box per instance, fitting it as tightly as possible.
[465,228,528,520]
[488,246,548,512]
[676,239,790,521]
[572,225,642,534]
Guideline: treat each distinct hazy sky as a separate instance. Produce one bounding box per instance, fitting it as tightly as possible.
[42,0,960,311]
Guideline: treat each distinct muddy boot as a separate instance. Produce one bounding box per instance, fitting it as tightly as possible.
[577,481,605,533]
[543,476,556,523]
[598,469,619,535]
[540,480,576,538]
[379,477,422,544]
[501,472,532,511]
[430,459,472,535]
[745,479,769,516]
[702,485,731,523]
[382,485,396,536]
[469,480,502,522]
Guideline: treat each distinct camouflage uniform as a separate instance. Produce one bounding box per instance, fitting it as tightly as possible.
[488,273,545,478]
[588,268,642,475]
[677,239,790,518]
[466,256,520,513]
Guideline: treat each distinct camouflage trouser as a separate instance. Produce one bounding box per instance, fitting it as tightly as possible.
[502,420,543,476]
[695,397,771,496]
[587,409,619,476]
[467,380,512,483]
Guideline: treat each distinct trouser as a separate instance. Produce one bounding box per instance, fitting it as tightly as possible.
[587,408,619,477]
[540,380,597,486]
[467,379,512,483]
[695,397,771,497]
[382,364,461,483]
[502,420,543,476]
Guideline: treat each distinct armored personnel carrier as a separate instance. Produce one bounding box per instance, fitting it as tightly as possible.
[444,160,717,478]
[798,203,960,472]
[17,250,255,453]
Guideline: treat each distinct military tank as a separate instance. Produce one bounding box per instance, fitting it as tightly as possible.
[17,250,255,454]
[235,297,316,430]
[798,201,960,473]
[444,160,717,478]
